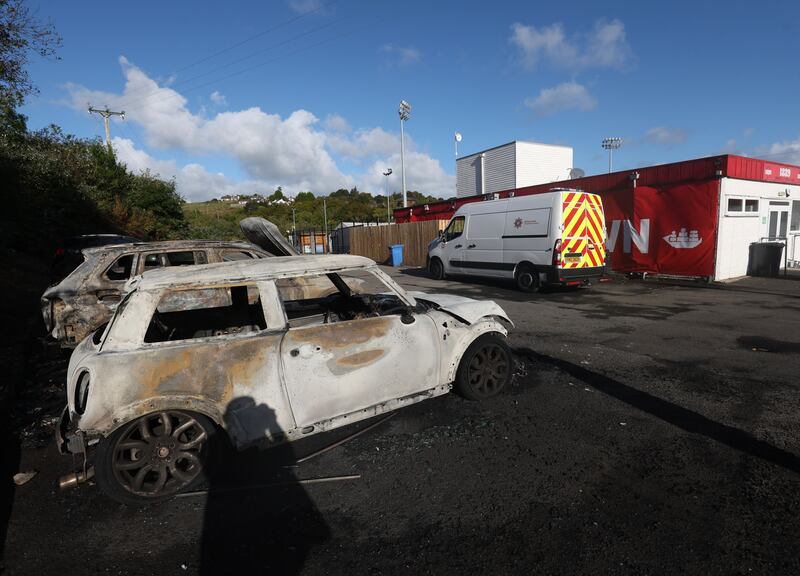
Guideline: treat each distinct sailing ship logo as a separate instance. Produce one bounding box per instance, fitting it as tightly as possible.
[663,228,702,249]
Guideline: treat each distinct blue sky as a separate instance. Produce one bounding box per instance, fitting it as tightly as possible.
[20,0,800,201]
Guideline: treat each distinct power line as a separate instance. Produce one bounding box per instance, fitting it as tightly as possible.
[122,19,380,114]
[116,16,344,110]
[114,1,336,106]
[173,1,333,75]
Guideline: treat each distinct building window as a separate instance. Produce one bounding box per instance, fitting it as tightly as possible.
[791,200,800,232]
[725,197,758,217]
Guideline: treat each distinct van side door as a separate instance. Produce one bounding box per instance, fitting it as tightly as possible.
[462,211,507,277]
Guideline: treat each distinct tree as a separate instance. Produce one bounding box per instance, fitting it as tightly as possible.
[0,0,61,107]
[269,186,285,202]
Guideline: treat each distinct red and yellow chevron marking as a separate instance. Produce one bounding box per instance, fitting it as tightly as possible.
[560,192,606,269]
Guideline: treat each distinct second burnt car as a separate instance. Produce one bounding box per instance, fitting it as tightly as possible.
[57,255,514,504]
[41,240,271,348]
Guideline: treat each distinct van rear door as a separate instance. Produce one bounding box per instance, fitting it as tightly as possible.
[559,191,606,271]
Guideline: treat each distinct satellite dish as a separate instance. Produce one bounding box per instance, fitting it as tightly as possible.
[455,132,462,142]
[569,168,585,179]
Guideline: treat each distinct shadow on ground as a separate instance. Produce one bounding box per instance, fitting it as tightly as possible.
[515,347,800,475]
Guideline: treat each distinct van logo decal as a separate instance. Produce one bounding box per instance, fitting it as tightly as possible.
[514,217,523,229]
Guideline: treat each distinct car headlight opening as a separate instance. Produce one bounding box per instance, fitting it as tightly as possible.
[75,371,91,415]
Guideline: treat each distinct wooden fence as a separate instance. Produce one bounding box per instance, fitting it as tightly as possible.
[349,220,448,267]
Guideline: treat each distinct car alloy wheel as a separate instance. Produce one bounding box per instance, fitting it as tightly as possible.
[98,411,214,503]
[455,334,512,400]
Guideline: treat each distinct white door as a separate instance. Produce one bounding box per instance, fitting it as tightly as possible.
[280,314,441,427]
[767,201,790,239]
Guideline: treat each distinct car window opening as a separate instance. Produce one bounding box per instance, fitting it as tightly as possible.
[276,271,407,329]
[144,284,266,343]
[106,254,135,281]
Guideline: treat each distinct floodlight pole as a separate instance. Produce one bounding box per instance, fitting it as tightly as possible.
[383,168,393,223]
[601,137,622,174]
[398,100,411,208]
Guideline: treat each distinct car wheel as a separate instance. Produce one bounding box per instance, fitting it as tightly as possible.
[514,264,539,293]
[429,257,446,280]
[455,333,512,400]
[95,410,218,505]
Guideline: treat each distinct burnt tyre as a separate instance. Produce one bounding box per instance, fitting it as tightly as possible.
[455,333,512,400]
[95,410,217,505]
[429,257,446,280]
[514,264,539,293]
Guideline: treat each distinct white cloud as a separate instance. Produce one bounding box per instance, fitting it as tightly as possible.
[288,0,323,14]
[67,59,350,193]
[381,44,421,66]
[328,127,398,160]
[759,138,800,165]
[525,82,597,116]
[643,126,688,145]
[323,114,351,133]
[510,19,631,70]
[113,137,273,201]
[67,58,454,199]
[209,90,227,106]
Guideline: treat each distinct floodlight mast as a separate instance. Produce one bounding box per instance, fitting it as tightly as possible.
[601,137,622,173]
[383,168,393,222]
[398,100,411,208]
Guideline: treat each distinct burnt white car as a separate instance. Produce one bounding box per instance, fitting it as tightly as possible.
[42,240,271,348]
[57,255,514,504]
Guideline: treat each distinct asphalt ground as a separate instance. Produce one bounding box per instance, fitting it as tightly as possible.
[2,264,800,575]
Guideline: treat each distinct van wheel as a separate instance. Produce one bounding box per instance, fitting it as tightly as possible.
[455,334,512,400]
[515,264,540,292]
[429,258,446,280]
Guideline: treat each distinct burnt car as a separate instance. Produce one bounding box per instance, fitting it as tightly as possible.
[52,234,140,283]
[57,255,514,504]
[41,240,270,347]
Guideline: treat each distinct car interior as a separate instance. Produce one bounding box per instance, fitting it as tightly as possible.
[144,285,267,343]
[278,273,410,328]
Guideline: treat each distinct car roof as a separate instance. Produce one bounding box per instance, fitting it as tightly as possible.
[82,240,262,256]
[129,254,377,291]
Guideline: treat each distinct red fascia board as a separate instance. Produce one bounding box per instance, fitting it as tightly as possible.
[393,154,800,222]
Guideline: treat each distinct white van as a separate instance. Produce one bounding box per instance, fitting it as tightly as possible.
[427,189,607,291]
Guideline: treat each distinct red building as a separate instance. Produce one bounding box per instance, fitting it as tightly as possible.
[394,155,800,281]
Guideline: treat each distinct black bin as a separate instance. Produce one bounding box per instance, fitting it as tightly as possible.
[746,242,785,277]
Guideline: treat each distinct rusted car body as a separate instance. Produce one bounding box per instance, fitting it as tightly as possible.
[41,240,270,347]
[57,255,514,503]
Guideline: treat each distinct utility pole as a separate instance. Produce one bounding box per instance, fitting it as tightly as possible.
[88,106,125,148]
[291,208,297,249]
[322,197,328,254]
